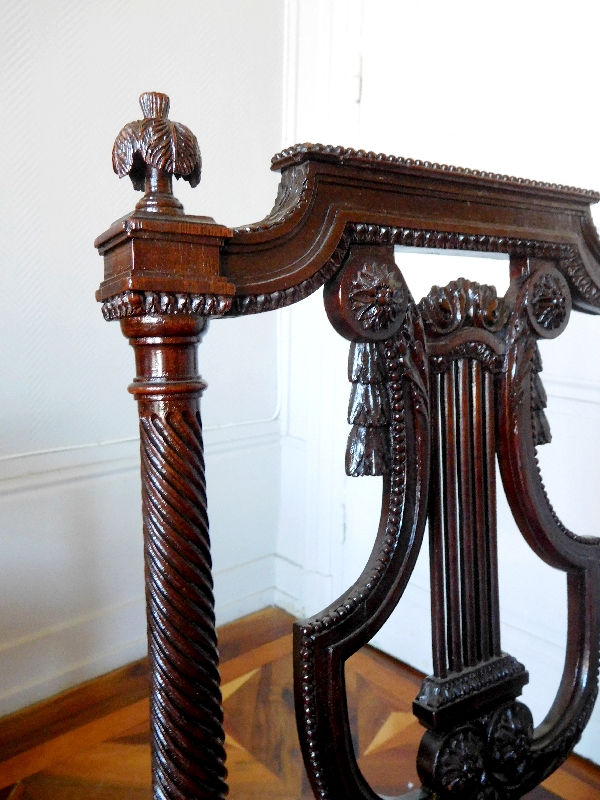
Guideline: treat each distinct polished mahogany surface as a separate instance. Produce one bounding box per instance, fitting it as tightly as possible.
[95,93,600,800]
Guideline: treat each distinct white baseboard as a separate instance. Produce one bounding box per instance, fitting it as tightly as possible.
[0,597,147,718]
[272,588,305,620]
[214,555,277,627]
[0,420,281,717]
[216,588,277,628]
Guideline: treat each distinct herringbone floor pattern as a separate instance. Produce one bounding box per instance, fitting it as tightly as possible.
[0,609,598,799]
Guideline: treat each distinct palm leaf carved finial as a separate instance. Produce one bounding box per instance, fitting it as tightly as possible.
[112,92,201,214]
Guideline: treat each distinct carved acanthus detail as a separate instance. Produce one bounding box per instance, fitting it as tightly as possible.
[113,92,201,190]
[531,344,552,446]
[234,162,311,233]
[344,287,427,476]
[505,265,572,449]
[102,290,233,321]
[419,278,508,335]
[346,342,389,476]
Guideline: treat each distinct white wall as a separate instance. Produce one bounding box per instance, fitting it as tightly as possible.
[278,0,600,764]
[0,0,284,717]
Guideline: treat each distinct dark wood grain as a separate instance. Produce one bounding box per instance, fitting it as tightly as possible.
[95,93,600,799]
[122,314,227,800]
[0,609,594,799]
[223,149,600,316]
[2,609,599,799]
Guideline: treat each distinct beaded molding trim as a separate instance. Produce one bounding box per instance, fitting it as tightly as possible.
[229,223,600,316]
[415,654,526,711]
[296,325,425,799]
[271,143,599,200]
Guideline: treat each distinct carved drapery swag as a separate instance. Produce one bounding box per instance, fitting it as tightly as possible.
[96,93,600,800]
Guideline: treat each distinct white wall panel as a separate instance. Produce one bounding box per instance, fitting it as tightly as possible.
[0,448,145,715]
[0,0,284,715]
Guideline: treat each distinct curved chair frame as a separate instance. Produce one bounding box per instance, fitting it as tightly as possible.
[95,93,600,800]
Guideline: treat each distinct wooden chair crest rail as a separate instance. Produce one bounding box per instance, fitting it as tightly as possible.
[95,92,600,800]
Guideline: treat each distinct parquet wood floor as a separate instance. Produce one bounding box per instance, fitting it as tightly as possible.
[0,608,598,799]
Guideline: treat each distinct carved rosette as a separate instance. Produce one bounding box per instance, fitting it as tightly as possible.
[525,266,570,339]
[324,245,408,342]
[348,262,406,332]
[419,701,535,798]
[487,701,533,783]
[434,726,486,797]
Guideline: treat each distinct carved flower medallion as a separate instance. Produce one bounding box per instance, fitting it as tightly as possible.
[530,273,567,330]
[525,266,571,339]
[487,702,533,782]
[349,263,407,333]
[435,726,486,797]
[324,246,409,341]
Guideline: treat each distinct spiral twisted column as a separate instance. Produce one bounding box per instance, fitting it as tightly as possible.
[121,315,227,800]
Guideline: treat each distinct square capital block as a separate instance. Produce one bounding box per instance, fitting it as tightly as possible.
[95,211,235,301]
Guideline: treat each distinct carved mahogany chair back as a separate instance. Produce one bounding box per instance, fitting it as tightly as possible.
[95,93,600,800]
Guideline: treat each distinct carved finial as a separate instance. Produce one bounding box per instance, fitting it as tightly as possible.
[139,91,170,119]
[112,92,202,214]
